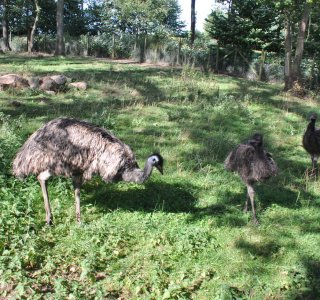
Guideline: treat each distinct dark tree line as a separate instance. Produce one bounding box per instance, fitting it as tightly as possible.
[206,0,318,90]
[1,0,319,90]
[0,0,185,58]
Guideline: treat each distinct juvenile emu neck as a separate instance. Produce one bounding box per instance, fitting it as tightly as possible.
[308,119,316,132]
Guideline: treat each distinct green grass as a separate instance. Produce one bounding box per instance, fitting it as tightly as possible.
[0,54,320,299]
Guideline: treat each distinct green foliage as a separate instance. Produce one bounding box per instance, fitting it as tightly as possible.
[0,56,320,299]
[102,0,184,36]
[206,0,282,51]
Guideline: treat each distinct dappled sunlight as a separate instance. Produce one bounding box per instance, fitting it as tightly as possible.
[1,56,320,299]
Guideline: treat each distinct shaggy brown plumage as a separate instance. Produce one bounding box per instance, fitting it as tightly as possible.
[13,118,163,225]
[302,113,320,171]
[224,133,277,224]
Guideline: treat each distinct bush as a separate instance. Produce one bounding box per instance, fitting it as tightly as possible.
[10,36,28,52]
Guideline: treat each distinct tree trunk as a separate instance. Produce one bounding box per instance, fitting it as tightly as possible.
[2,0,11,51]
[215,45,219,73]
[28,0,41,54]
[190,0,196,45]
[55,0,65,56]
[85,33,89,56]
[139,35,145,63]
[258,49,266,81]
[177,37,181,65]
[112,33,115,59]
[292,2,310,83]
[284,14,292,91]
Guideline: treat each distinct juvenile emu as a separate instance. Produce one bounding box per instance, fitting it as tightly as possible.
[224,133,277,224]
[13,118,164,225]
[302,113,320,172]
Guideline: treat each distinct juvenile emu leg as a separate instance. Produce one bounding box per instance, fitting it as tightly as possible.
[37,170,53,225]
[246,184,258,224]
[311,155,318,173]
[72,174,83,223]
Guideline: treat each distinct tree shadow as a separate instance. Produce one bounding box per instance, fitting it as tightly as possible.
[294,257,320,300]
[2,56,319,230]
[234,237,281,259]
[186,179,304,227]
[0,66,182,121]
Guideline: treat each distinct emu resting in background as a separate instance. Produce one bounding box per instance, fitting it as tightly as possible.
[224,133,278,224]
[302,113,320,174]
[13,118,164,225]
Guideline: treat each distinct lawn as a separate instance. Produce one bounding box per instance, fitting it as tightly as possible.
[0,54,319,299]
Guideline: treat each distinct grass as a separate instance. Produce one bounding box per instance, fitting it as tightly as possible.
[0,54,320,299]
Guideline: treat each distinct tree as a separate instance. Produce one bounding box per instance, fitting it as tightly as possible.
[190,0,195,45]
[55,0,65,56]
[284,10,292,90]
[2,0,11,51]
[37,1,58,34]
[205,0,281,52]
[279,0,311,90]
[291,2,310,86]
[28,0,41,53]
[64,0,87,36]
[206,0,315,88]
[101,0,183,61]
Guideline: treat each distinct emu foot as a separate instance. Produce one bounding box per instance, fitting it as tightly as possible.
[305,167,318,178]
[76,213,81,224]
[252,218,259,225]
[46,219,53,226]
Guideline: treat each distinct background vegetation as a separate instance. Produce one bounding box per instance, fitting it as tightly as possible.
[0,55,319,299]
[1,0,320,298]
[1,0,320,90]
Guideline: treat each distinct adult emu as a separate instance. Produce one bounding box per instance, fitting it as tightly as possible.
[224,133,277,224]
[302,113,320,172]
[13,118,164,225]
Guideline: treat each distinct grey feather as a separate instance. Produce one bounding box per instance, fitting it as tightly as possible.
[12,117,164,224]
[302,113,320,170]
[224,133,277,224]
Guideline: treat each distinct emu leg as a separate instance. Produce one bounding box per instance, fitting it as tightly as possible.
[243,194,249,213]
[37,170,52,225]
[246,184,258,224]
[72,175,83,224]
[311,155,318,174]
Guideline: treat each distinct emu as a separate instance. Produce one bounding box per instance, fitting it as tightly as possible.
[302,113,320,173]
[224,133,277,224]
[13,117,164,225]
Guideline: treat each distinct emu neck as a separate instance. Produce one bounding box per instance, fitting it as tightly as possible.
[141,162,153,182]
[255,146,265,157]
[122,161,153,184]
[308,120,316,132]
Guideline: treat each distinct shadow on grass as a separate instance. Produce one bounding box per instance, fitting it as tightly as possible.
[234,237,281,258]
[294,257,320,300]
[82,180,198,214]
[2,56,319,229]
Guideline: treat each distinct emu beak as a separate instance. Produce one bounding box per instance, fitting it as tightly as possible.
[156,165,163,175]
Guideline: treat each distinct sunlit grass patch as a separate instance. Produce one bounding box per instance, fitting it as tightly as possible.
[0,56,320,299]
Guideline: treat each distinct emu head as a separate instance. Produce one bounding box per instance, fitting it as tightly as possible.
[148,153,164,174]
[248,133,263,149]
[309,113,317,122]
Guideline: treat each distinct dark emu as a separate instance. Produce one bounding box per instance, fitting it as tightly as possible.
[13,118,164,225]
[302,113,320,173]
[224,133,278,224]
